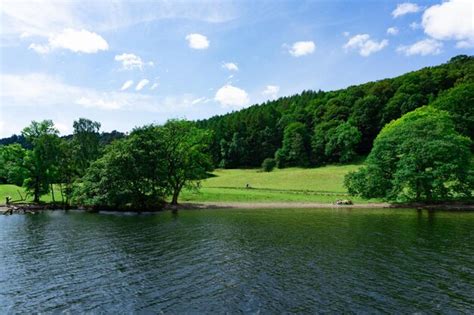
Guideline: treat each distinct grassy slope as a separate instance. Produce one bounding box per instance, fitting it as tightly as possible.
[0,164,380,205]
[0,184,59,204]
[180,164,381,204]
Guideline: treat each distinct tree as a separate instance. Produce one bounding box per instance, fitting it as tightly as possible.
[431,83,474,140]
[72,118,101,176]
[275,122,310,168]
[324,122,361,163]
[0,144,27,186]
[22,120,60,203]
[74,125,168,210]
[345,107,473,202]
[158,120,213,205]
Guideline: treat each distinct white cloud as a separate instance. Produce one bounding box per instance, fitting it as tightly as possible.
[222,62,239,71]
[120,80,134,91]
[288,41,315,57]
[115,53,153,70]
[28,43,50,54]
[397,38,442,56]
[135,79,150,91]
[262,85,280,100]
[387,27,399,35]
[214,84,249,108]
[344,34,388,56]
[410,22,421,30]
[422,0,474,48]
[392,2,422,18]
[185,33,209,49]
[29,28,108,54]
[0,73,203,114]
[150,82,159,90]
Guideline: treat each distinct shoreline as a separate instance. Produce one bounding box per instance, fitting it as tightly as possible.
[2,201,474,215]
[166,201,474,211]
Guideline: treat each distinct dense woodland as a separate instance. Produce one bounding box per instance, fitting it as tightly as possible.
[0,55,473,205]
[196,55,474,168]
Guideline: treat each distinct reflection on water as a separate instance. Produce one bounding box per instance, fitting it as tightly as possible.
[0,208,473,313]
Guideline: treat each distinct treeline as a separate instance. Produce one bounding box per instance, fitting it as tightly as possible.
[0,119,212,209]
[197,55,474,168]
[0,130,125,149]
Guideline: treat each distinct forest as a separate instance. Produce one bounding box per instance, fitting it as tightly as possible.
[196,55,473,168]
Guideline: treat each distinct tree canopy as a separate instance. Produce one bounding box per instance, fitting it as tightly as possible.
[344,106,473,202]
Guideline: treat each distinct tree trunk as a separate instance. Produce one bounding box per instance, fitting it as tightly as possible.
[50,183,55,203]
[171,190,179,205]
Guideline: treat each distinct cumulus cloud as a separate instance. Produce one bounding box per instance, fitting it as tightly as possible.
[150,82,159,90]
[392,2,422,18]
[115,53,153,70]
[387,27,399,35]
[262,85,280,100]
[397,38,442,56]
[120,80,134,91]
[222,62,239,71]
[135,79,150,91]
[288,41,316,57]
[185,33,209,49]
[28,28,108,54]
[422,0,474,48]
[344,34,388,56]
[214,84,249,108]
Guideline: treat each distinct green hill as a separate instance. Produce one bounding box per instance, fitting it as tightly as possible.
[197,55,474,168]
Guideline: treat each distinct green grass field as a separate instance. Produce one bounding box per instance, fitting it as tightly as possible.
[0,164,381,205]
[180,164,380,204]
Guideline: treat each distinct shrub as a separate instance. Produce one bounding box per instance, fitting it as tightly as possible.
[261,158,276,172]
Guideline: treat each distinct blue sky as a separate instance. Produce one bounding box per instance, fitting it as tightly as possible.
[0,0,473,137]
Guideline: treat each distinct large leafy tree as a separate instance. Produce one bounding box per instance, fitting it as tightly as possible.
[345,107,473,202]
[22,120,60,202]
[74,120,212,208]
[74,125,168,210]
[158,120,213,205]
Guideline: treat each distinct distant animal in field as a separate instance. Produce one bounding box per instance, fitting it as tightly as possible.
[334,199,353,205]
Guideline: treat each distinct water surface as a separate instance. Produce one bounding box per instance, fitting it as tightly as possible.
[0,208,473,313]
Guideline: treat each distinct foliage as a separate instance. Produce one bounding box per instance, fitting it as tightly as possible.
[275,122,310,168]
[0,144,27,186]
[431,82,474,141]
[324,122,361,163]
[261,158,276,172]
[21,120,61,202]
[197,55,474,168]
[72,118,102,176]
[158,120,213,204]
[74,125,168,210]
[74,120,212,208]
[345,107,473,202]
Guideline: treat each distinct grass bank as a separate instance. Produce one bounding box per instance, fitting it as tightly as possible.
[0,164,381,206]
[180,164,381,204]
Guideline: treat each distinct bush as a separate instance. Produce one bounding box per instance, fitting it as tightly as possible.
[261,158,276,172]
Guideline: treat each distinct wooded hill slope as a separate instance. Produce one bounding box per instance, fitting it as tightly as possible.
[197,55,473,168]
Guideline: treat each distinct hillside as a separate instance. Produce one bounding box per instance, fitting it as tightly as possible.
[197,55,474,168]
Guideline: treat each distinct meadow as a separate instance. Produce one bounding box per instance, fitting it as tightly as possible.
[0,163,381,205]
[180,164,380,204]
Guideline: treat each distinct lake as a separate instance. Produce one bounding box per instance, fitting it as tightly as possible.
[0,208,473,313]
